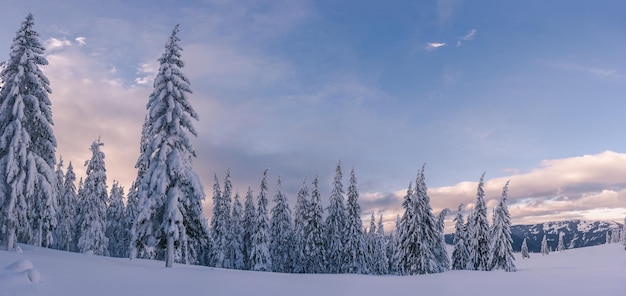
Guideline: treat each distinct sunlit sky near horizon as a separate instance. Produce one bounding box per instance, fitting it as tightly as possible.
[2,0,626,230]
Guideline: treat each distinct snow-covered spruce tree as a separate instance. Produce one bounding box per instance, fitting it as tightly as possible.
[242,187,256,269]
[220,171,233,267]
[395,182,415,275]
[605,231,610,244]
[124,181,139,256]
[77,138,109,256]
[413,165,445,274]
[230,193,245,270]
[521,238,530,258]
[325,161,347,273]
[106,181,127,258]
[56,161,77,252]
[52,158,64,249]
[292,178,310,273]
[375,214,389,275]
[342,168,369,274]
[488,181,516,272]
[0,13,58,250]
[557,232,565,252]
[366,213,377,273]
[622,216,626,250]
[130,25,208,267]
[451,204,469,270]
[541,234,549,255]
[387,214,401,274]
[303,175,326,273]
[466,173,491,271]
[270,177,294,273]
[250,169,272,271]
[367,213,388,275]
[435,208,450,271]
[210,173,230,268]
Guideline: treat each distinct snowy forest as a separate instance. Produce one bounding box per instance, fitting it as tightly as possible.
[1,14,624,275]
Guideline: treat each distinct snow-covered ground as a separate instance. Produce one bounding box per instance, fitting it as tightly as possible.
[1,243,624,296]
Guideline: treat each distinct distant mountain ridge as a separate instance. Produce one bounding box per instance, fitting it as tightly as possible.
[445,219,623,253]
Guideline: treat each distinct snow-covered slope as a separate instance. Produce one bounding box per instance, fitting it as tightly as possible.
[1,243,625,296]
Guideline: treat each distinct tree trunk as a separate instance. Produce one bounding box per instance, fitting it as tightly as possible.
[166,235,174,268]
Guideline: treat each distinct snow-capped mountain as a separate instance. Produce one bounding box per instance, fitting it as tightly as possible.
[446,220,623,252]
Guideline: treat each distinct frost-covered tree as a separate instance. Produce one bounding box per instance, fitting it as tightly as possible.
[55,162,77,252]
[434,208,450,272]
[622,217,626,250]
[451,204,469,270]
[106,181,127,258]
[52,158,65,248]
[130,25,208,267]
[292,178,309,273]
[467,173,491,271]
[557,232,565,252]
[230,193,245,270]
[242,187,256,269]
[376,214,389,275]
[303,176,326,273]
[488,181,516,272]
[270,177,294,273]
[342,168,369,274]
[250,169,272,271]
[0,13,58,250]
[325,161,346,273]
[541,234,549,255]
[210,173,231,268]
[77,138,109,256]
[125,181,139,255]
[605,231,610,244]
[395,182,415,275]
[521,238,530,258]
[368,213,388,275]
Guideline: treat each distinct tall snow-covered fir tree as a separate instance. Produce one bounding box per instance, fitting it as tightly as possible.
[130,25,208,267]
[557,232,565,252]
[435,208,450,271]
[342,168,369,274]
[219,171,233,267]
[250,169,272,271]
[451,204,469,270]
[395,182,416,275]
[106,181,127,258]
[77,138,109,256]
[325,161,346,273]
[55,161,77,252]
[521,237,530,258]
[303,175,326,273]
[541,234,549,255]
[52,158,65,249]
[414,165,446,274]
[467,173,491,271]
[0,13,58,250]
[375,214,389,275]
[230,193,245,270]
[292,178,309,273]
[270,177,294,273]
[242,187,256,269]
[125,181,139,255]
[210,173,231,268]
[488,181,516,272]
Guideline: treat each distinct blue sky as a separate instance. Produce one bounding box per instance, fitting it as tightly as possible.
[2,0,626,229]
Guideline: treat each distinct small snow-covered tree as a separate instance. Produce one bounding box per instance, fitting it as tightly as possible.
[557,232,565,252]
[521,238,530,258]
[270,177,294,273]
[541,234,549,255]
[451,204,469,270]
[130,25,208,267]
[292,178,309,273]
[434,208,450,271]
[106,181,127,258]
[55,162,77,252]
[77,138,109,256]
[52,158,65,249]
[325,161,346,273]
[488,181,516,272]
[342,168,369,274]
[210,173,231,268]
[250,169,272,271]
[303,176,326,273]
[0,13,58,250]
[230,193,245,270]
[605,231,611,244]
[242,187,256,269]
[368,213,388,275]
[467,173,491,271]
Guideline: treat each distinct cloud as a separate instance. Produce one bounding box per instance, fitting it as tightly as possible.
[75,37,86,46]
[456,29,477,47]
[553,63,624,80]
[45,37,72,50]
[426,42,446,50]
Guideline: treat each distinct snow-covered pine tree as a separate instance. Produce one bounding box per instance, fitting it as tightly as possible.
[541,234,549,255]
[270,177,294,273]
[0,13,58,250]
[242,187,256,269]
[303,175,326,273]
[395,182,415,275]
[413,165,444,274]
[342,168,369,274]
[325,161,347,273]
[605,231,610,244]
[451,204,469,270]
[466,173,491,271]
[488,181,516,272]
[557,232,565,252]
[106,181,127,258]
[221,171,233,268]
[622,216,626,250]
[210,173,230,268]
[124,181,139,257]
[77,138,109,256]
[366,213,377,273]
[52,158,65,249]
[434,208,450,272]
[130,25,208,267]
[375,214,389,275]
[387,214,401,275]
[250,169,272,271]
[230,193,245,270]
[521,238,530,258]
[56,161,77,252]
[292,178,310,273]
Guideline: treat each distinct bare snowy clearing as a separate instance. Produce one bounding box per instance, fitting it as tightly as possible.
[1,243,624,296]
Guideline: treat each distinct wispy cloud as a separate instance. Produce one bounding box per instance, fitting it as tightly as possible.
[426,42,446,50]
[553,63,624,80]
[75,37,86,46]
[45,37,72,50]
[456,29,476,47]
